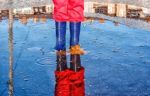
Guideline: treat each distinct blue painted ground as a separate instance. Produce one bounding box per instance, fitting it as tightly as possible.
[0,18,150,96]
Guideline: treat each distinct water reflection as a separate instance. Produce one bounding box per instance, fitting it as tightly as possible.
[8,9,14,96]
[0,15,2,22]
[41,15,47,23]
[145,16,150,23]
[19,15,28,25]
[55,51,85,96]
[99,18,105,23]
[113,21,119,26]
[33,15,39,23]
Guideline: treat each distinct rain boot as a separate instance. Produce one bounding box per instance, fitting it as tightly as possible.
[55,21,66,51]
[70,22,85,55]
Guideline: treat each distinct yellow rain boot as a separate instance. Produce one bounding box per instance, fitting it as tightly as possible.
[70,45,85,55]
[56,50,66,56]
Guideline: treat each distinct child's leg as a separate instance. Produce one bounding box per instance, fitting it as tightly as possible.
[69,22,85,55]
[55,21,66,51]
[68,0,85,54]
[53,0,69,51]
[70,22,81,46]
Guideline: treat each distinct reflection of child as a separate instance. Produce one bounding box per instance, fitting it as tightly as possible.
[53,0,85,55]
[55,53,85,96]
[0,15,2,21]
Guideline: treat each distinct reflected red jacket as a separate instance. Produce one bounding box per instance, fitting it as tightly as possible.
[55,68,85,96]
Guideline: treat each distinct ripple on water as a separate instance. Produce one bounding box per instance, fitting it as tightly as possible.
[27,47,42,51]
[36,56,56,66]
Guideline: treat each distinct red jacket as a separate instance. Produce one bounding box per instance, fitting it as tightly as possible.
[53,0,84,22]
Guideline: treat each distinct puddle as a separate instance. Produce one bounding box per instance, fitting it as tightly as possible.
[1,18,150,96]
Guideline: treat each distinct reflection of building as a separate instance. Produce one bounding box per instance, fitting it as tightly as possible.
[40,15,47,23]
[99,18,105,23]
[113,21,119,26]
[33,15,39,23]
[145,16,150,22]
[19,16,28,25]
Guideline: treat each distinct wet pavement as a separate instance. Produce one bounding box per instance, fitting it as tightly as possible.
[1,18,150,96]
